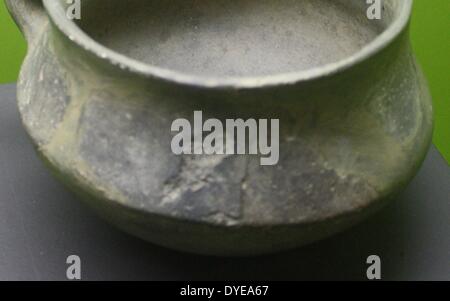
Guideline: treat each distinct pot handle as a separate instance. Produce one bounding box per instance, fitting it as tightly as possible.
[5,0,47,43]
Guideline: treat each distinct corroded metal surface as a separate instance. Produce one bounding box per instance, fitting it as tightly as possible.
[6,0,433,255]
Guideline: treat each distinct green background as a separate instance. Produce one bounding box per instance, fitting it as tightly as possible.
[0,1,448,162]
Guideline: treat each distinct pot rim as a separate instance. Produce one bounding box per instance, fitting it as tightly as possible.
[43,0,413,89]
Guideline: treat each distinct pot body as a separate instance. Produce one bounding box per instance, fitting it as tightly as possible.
[7,0,433,255]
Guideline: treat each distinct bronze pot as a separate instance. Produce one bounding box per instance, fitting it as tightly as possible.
[6,0,433,255]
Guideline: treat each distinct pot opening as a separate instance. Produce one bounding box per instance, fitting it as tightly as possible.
[44,0,410,87]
